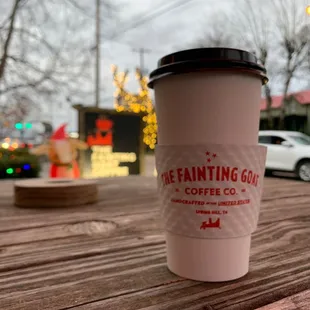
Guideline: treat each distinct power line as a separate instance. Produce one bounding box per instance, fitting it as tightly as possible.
[102,38,167,55]
[112,0,197,39]
[109,0,201,40]
[95,0,203,80]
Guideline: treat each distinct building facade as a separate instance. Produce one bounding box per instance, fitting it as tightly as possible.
[260,90,310,134]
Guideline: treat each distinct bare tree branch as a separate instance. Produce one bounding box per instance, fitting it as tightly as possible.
[0,0,120,125]
[64,0,95,18]
[0,0,22,80]
[191,0,309,130]
[271,0,309,129]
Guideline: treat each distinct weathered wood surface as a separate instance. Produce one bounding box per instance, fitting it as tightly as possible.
[256,289,310,310]
[0,176,309,310]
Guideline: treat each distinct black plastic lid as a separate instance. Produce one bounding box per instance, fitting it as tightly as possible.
[148,48,268,88]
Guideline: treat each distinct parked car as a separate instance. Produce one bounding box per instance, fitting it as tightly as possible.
[258,131,310,181]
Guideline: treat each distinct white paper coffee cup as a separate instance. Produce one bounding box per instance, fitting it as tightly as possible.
[148,48,268,282]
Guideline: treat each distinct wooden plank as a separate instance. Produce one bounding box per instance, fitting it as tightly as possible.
[6,244,306,310]
[0,217,309,309]
[0,189,308,268]
[0,180,158,232]
[0,177,308,238]
[0,209,160,247]
[0,176,309,310]
[0,217,306,274]
[255,289,310,310]
[0,177,307,231]
[69,268,310,310]
[0,190,308,256]
[0,196,159,233]
[0,234,164,273]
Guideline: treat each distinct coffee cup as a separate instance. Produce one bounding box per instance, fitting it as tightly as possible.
[148,48,268,282]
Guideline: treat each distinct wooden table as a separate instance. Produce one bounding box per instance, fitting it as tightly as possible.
[0,176,309,310]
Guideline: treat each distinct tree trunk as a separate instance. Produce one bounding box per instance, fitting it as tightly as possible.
[279,74,292,130]
[0,0,21,81]
[279,49,294,130]
[264,85,273,129]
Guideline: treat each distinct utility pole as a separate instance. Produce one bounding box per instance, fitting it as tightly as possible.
[133,48,151,76]
[95,0,101,107]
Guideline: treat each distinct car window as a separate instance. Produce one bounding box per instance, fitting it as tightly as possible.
[270,136,286,145]
[258,135,287,145]
[258,135,271,144]
[288,135,310,145]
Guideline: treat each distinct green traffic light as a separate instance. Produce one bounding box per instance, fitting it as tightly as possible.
[25,123,32,129]
[15,123,23,130]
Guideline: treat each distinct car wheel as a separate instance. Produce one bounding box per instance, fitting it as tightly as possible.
[297,161,310,182]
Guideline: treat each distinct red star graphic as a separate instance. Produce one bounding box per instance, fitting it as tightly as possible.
[207,158,211,163]
[213,153,217,158]
[206,152,210,156]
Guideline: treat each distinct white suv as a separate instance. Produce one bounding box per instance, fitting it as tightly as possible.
[258,131,310,181]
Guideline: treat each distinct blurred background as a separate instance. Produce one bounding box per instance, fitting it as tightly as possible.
[0,0,310,179]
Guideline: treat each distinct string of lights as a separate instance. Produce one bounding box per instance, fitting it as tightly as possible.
[112,65,157,150]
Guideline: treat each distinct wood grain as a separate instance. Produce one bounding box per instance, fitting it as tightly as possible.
[256,289,310,310]
[0,176,309,310]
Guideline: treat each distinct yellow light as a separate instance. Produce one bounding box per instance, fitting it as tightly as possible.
[112,65,157,149]
[90,146,137,178]
[2,142,9,149]
[306,5,310,15]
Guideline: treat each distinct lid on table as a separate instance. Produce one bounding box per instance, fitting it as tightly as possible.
[148,48,268,88]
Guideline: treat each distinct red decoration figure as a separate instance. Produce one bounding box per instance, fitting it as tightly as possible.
[31,124,88,179]
[87,116,113,146]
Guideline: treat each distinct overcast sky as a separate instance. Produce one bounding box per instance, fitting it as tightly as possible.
[3,0,308,131]
[100,0,236,105]
[50,0,239,130]
[89,0,309,107]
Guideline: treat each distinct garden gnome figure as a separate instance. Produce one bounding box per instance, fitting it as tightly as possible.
[31,124,88,179]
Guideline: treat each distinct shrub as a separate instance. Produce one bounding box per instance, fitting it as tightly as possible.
[0,148,41,179]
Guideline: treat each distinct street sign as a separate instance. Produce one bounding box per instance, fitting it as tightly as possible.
[76,107,144,178]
